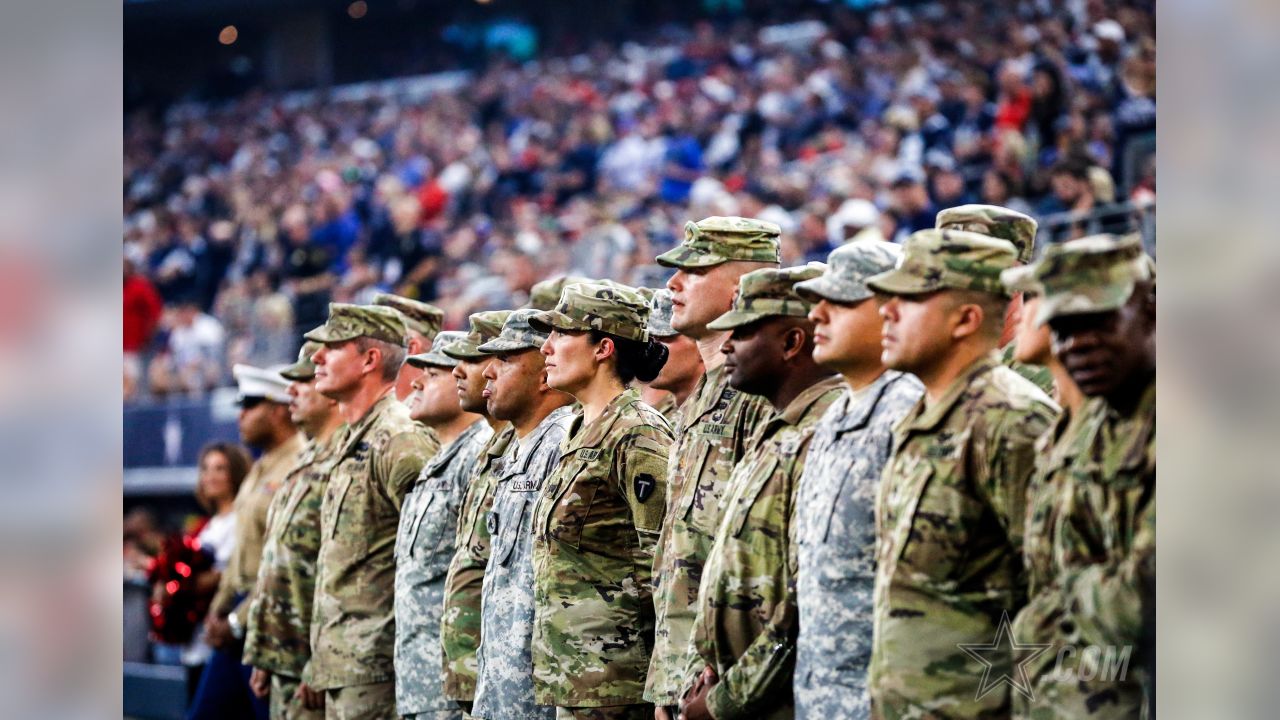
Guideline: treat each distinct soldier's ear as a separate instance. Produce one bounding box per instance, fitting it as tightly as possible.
[594,335,616,363]
[950,302,985,341]
[780,324,807,362]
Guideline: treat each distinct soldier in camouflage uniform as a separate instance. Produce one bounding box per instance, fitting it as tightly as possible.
[395,331,495,720]
[439,311,516,713]
[789,243,925,720]
[244,342,344,719]
[999,265,1084,414]
[936,204,1055,398]
[304,304,441,719]
[372,293,444,403]
[1009,235,1155,719]
[528,282,674,720]
[471,310,577,720]
[677,265,845,720]
[646,218,779,716]
[865,230,1059,719]
[642,289,703,425]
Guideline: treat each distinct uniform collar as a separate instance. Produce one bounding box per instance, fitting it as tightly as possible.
[563,387,639,453]
[829,370,910,433]
[504,405,577,476]
[766,375,846,431]
[899,350,1001,436]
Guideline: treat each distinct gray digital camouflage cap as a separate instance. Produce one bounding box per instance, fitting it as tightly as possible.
[935,204,1039,264]
[280,340,323,381]
[477,308,551,354]
[865,228,1018,297]
[794,239,903,304]
[646,289,677,338]
[527,275,592,311]
[443,310,514,361]
[371,292,445,338]
[304,303,408,346]
[706,263,826,330]
[1026,233,1154,325]
[655,216,782,269]
[406,330,468,369]
[528,281,651,342]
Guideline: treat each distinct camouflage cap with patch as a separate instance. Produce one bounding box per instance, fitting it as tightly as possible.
[443,310,514,361]
[655,216,782,269]
[865,228,1018,297]
[794,239,903,304]
[935,204,1039,264]
[304,303,408,346]
[280,340,323,381]
[477,308,551,354]
[646,289,677,338]
[528,281,651,342]
[407,330,468,369]
[526,275,591,311]
[706,263,826,330]
[1030,233,1154,325]
[372,292,444,338]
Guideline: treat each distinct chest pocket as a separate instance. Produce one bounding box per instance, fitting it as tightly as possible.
[325,467,369,558]
[729,453,781,538]
[543,448,607,550]
[880,455,934,574]
[492,450,544,565]
[893,454,980,587]
[406,477,456,564]
[678,429,730,533]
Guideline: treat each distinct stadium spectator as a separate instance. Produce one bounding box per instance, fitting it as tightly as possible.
[124,253,164,400]
[147,299,227,396]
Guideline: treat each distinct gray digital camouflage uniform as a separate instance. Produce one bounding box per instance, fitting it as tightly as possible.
[472,405,577,720]
[792,371,922,720]
[395,419,494,717]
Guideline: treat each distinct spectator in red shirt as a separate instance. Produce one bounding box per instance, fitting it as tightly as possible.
[124,252,163,400]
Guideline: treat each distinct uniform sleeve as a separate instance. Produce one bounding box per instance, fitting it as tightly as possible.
[976,401,1057,556]
[377,429,438,511]
[615,428,671,548]
[704,437,809,720]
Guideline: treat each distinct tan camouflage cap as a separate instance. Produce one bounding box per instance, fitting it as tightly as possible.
[304,303,408,346]
[477,308,551,354]
[443,310,514,361]
[528,281,651,342]
[372,292,444,338]
[865,229,1018,297]
[527,275,591,311]
[406,330,467,369]
[706,263,826,330]
[1029,233,1154,325]
[280,340,323,381]
[935,204,1039,264]
[655,216,782,269]
[999,264,1040,295]
[647,289,678,338]
[794,239,903,304]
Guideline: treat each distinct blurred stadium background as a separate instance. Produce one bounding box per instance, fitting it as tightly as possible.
[123,0,1154,715]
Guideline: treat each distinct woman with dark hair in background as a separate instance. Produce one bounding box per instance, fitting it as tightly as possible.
[526,281,674,719]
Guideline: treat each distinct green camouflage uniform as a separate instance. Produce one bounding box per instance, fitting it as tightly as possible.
[1007,235,1156,719]
[791,242,925,720]
[684,265,844,720]
[646,217,780,705]
[436,311,514,703]
[395,331,491,719]
[864,231,1060,719]
[302,305,441,715]
[243,342,337,720]
[527,284,674,710]
[937,204,1055,397]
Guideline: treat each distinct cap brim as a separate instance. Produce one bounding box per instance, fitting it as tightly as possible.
[793,277,874,304]
[406,352,458,368]
[655,247,729,270]
[1035,282,1134,326]
[442,342,486,361]
[528,310,588,334]
[302,326,359,343]
[278,362,315,381]
[706,310,766,331]
[864,269,935,296]
[476,338,540,354]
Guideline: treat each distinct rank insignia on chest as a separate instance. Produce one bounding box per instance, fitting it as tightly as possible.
[633,473,657,503]
[576,448,601,462]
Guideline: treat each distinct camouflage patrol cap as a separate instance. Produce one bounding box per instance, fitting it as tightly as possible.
[443,310,514,361]
[406,330,468,369]
[935,204,1039,264]
[865,229,1018,297]
[1028,233,1154,325]
[372,293,444,338]
[706,263,826,330]
[280,340,323,381]
[794,239,903,304]
[304,303,408,346]
[528,281,651,342]
[477,308,551,354]
[999,264,1040,295]
[647,289,678,338]
[527,275,591,311]
[655,216,782,269]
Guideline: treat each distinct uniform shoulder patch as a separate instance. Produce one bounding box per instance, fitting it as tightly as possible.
[633,473,657,503]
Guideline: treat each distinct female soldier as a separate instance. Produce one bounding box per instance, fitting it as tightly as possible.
[527,281,674,720]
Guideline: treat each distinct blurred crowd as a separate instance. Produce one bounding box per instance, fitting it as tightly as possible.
[123,0,1155,401]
